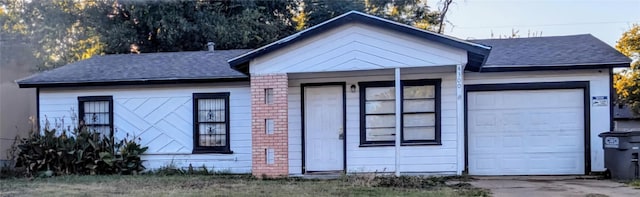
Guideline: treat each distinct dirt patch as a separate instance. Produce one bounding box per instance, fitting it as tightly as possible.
[537,186,567,192]
[585,194,610,197]
[525,179,554,183]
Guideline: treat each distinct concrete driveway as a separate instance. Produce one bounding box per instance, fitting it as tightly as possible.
[469,176,639,197]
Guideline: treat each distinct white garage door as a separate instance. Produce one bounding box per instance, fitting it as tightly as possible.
[468,89,585,175]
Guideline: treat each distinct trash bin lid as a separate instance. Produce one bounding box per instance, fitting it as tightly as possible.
[598,131,640,137]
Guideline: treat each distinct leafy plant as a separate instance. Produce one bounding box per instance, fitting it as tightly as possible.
[99,133,148,175]
[14,121,148,177]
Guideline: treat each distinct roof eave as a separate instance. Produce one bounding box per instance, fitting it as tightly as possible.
[18,77,249,88]
[614,117,640,120]
[478,62,630,72]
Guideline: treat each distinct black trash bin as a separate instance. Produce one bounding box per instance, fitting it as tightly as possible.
[598,131,640,180]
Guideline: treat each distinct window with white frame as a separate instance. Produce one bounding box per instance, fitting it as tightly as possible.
[359,79,441,146]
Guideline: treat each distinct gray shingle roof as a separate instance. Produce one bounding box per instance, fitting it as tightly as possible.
[470,34,631,71]
[17,49,251,87]
[18,34,632,88]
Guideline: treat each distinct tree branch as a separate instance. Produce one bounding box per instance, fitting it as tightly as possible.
[437,0,453,34]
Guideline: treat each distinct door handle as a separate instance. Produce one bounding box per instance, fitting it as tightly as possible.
[338,127,344,140]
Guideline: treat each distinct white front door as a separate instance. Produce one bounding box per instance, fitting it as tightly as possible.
[304,85,344,172]
[467,89,585,175]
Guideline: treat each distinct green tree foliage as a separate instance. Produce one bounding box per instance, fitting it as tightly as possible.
[295,0,439,31]
[614,24,640,113]
[95,0,295,54]
[1,0,102,69]
[1,0,442,70]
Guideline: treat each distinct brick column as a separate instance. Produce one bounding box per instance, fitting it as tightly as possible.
[251,74,289,177]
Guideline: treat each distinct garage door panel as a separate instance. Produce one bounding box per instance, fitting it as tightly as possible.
[502,136,524,148]
[474,113,497,126]
[527,153,582,170]
[471,110,582,132]
[474,136,498,148]
[468,89,585,175]
[470,93,498,109]
[471,153,583,175]
[469,90,583,110]
[474,157,498,171]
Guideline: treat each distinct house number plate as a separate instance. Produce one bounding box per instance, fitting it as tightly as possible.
[604,137,619,148]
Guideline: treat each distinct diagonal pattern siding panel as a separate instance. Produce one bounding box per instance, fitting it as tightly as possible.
[38,84,252,173]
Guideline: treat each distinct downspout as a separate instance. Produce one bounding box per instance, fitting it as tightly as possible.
[36,87,40,132]
[395,68,401,176]
[456,64,465,175]
[609,67,614,131]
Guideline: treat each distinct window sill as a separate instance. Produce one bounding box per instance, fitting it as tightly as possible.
[402,142,441,146]
[192,149,234,154]
[359,143,394,147]
[359,142,441,147]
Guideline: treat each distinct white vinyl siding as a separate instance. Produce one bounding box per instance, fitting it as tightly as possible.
[250,23,467,74]
[38,83,252,173]
[288,68,610,175]
[36,69,610,175]
[288,67,459,175]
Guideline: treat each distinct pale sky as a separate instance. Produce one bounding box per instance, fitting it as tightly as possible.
[429,0,640,47]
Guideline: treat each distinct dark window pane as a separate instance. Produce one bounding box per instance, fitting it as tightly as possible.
[265,88,274,104]
[403,113,435,127]
[198,98,225,122]
[83,112,109,125]
[403,99,435,113]
[365,100,395,114]
[404,85,435,99]
[403,126,436,141]
[365,114,396,128]
[87,126,110,137]
[198,123,226,147]
[365,128,396,141]
[366,87,395,100]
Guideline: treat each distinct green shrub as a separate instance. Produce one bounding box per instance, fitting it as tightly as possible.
[14,123,148,177]
[149,162,225,176]
[149,161,186,176]
[375,175,448,188]
[346,174,452,189]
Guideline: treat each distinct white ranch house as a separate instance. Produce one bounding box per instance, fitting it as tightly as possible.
[17,11,631,176]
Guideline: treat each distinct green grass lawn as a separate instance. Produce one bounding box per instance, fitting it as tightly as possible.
[0,174,489,197]
[629,180,640,189]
